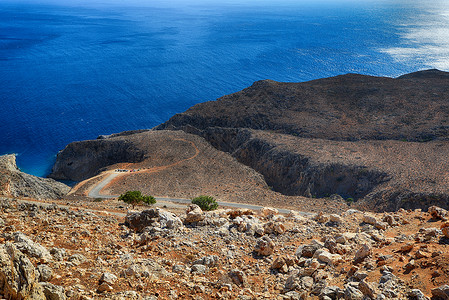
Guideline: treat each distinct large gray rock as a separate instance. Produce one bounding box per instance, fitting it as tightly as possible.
[13,232,52,262]
[184,204,205,224]
[0,242,45,299]
[125,208,183,232]
[193,255,219,267]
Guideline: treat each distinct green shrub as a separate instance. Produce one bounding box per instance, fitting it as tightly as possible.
[119,190,156,208]
[192,195,218,211]
[142,195,156,205]
[345,197,354,206]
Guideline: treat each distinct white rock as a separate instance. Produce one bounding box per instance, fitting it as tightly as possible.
[313,249,342,265]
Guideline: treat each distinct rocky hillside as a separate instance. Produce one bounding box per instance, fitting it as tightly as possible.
[154,70,449,211]
[0,154,69,199]
[156,69,449,142]
[1,197,449,299]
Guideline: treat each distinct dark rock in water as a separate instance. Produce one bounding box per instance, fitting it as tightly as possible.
[0,154,69,199]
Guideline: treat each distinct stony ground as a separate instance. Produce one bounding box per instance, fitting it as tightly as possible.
[1,197,449,299]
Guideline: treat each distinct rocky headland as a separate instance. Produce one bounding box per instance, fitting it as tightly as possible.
[49,69,449,212]
[0,154,69,200]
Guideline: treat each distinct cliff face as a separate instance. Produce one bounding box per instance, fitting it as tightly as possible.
[49,138,146,181]
[0,154,69,199]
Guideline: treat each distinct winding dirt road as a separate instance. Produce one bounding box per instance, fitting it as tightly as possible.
[81,138,303,214]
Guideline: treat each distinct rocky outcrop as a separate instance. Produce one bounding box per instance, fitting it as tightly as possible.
[0,154,69,199]
[0,243,45,299]
[49,138,146,181]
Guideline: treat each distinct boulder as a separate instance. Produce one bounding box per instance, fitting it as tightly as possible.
[13,232,52,262]
[428,206,448,221]
[185,204,205,223]
[432,285,449,299]
[0,243,45,299]
[125,208,182,232]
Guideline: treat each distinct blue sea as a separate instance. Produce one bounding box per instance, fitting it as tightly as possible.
[1,0,448,177]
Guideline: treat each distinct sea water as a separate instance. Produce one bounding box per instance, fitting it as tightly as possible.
[1,0,448,177]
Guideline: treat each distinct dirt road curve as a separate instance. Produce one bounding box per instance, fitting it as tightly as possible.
[87,171,306,215]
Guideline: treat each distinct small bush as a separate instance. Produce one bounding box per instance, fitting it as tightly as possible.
[119,190,156,208]
[142,195,156,205]
[192,195,218,211]
[345,197,354,206]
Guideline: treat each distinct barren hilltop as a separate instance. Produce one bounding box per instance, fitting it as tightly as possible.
[1,70,449,299]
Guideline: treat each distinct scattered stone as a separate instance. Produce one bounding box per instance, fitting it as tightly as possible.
[191,264,207,274]
[254,236,275,256]
[68,253,87,266]
[400,242,414,253]
[97,282,113,293]
[193,255,219,267]
[260,207,278,216]
[403,260,416,272]
[344,285,364,300]
[100,272,117,286]
[441,222,449,238]
[313,249,342,265]
[362,214,377,226]
[329,214,342,224]
[408,289,430,300]
[358,280,376,298]
[354,244,372,262]
[314,212,329,224]
[229,269,247,287]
